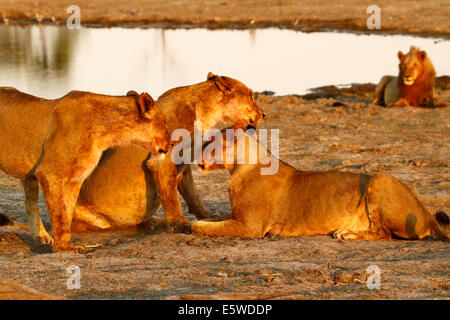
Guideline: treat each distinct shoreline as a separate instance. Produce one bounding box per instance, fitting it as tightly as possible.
[1,0,449,39]
[4,20,449,40]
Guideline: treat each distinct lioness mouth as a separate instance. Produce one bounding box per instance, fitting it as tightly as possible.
[403,79,414,86]
[157,149,167,160]
[247,124,256,130]
[157,153,166,160]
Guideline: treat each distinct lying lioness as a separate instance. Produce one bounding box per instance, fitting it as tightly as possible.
[192,130,449,240]
[72,73,265,232]
[373,46,439,108]
[0,88,170,252]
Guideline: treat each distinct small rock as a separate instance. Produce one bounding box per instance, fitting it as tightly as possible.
[335,271,354,284]
[257,269,272,275]
[221,256,234,263]
[186,238,202,246]
[108,239,120,246]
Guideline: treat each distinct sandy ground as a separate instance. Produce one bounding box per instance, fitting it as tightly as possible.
[0,0,449,38]
[0,79,449,300]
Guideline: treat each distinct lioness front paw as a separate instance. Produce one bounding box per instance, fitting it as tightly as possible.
[191,221,207,235]
[167,217,191,233]
[38,234,54,245]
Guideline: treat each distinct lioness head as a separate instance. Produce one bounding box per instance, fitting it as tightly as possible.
[127,91,171,157]
[198,129,265,172]
[397,47,428,86]
[198,130,232,171]
[198,72,265,131]
[431,211,450,240]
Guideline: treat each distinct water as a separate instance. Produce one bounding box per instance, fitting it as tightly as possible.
[0,25,449,99]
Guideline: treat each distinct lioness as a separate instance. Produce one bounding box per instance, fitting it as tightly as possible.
[0,88,170,252]
[192,130,449,240]
[72,73,265,232]
[373,46,440,108]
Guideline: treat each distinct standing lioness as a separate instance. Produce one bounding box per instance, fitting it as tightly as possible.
[73,73,265,232]
[0,88,170,252]
[192,131,449,240]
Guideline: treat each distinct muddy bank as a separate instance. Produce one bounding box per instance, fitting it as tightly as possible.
[0,81,449,299]
[1,0,449,38]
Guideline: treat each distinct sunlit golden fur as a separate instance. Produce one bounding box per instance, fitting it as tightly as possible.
[0,88,170,252]
[192,131,449,241]
[72,73,265,233]
[373,47,438,107]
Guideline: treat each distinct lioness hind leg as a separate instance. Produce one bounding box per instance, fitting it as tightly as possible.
[192,219,260,238]
[365,173,431,239]
[333,229,391,240]
[72,203,111,232]
[22,176,54,244]
[332,174,398,241]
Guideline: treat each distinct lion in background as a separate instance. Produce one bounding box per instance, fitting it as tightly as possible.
[192,130,449,241]
[373,46,445,108]
[0,88,170,252]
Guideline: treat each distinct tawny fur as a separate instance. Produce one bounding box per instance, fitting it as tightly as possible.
[0,88,170,252]
[373,47,441,108]
[192,131,450,241]
[72,73,265,233]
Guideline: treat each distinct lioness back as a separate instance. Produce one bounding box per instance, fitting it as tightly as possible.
[0,88,55,178]
[274,171,371,235]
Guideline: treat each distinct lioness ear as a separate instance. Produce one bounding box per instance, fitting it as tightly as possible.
[214,76,233,93]
[398,51,405,61]
[418,50,427,61]
[435,211,449,226]
[137,92,155,119]
[207,72,216,80]
[126,90,138,97]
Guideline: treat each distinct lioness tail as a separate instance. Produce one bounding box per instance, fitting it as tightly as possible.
[0,213,14,226]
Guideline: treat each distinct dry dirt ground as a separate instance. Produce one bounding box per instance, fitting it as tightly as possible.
[0,0,449,38]
[0,80,449,300]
